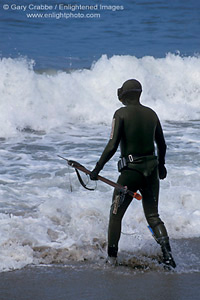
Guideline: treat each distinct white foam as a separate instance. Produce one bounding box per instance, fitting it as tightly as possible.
[1,54,200,138]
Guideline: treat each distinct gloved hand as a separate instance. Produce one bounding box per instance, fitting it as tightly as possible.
[158,164,167,180]
[90,163,101,180]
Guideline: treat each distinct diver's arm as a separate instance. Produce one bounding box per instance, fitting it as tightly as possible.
[155,119,166,164]
[155,119,167,179]
[90,112,123,179]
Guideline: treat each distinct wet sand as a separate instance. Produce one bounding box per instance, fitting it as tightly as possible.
[0,264,200,300]
[0,238,199,300]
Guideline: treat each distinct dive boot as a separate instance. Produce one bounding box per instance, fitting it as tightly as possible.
[106,256,118,266]
[160,238,176,269]
[158,237,176,269]
[106,246,118,266]
[161,245,176,269]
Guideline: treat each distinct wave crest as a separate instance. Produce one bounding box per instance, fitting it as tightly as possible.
[1,54,200,137]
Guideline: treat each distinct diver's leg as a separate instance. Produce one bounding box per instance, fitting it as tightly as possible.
[107,188,132,258]
[107,170,142,260]
[141,168,176,268]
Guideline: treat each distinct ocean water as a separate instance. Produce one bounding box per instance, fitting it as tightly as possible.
[1,0,200,69]
[0,0,200,273]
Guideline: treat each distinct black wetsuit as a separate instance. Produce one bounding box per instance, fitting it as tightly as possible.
[95,100,169,258]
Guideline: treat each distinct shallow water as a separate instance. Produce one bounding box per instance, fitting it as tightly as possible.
[0,120,199,273]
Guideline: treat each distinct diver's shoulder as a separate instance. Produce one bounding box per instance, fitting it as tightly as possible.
[114,106,126,116]
[141,104,158,116]
[115,104,158,119]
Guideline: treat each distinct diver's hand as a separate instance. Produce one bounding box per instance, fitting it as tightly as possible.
[90,163,101,181]
[159,164,167,180]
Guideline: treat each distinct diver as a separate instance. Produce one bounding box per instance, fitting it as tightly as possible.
[90,79,176,268]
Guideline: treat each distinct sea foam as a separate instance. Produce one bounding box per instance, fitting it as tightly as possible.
[0,53,200,137]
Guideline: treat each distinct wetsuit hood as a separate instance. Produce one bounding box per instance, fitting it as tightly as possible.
[118,79,142,104]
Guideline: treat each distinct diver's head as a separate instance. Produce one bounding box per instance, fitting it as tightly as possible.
[117,79,142,104]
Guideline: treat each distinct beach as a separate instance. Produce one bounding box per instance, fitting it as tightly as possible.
[1,237,200,300]
[1,263,200,300]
